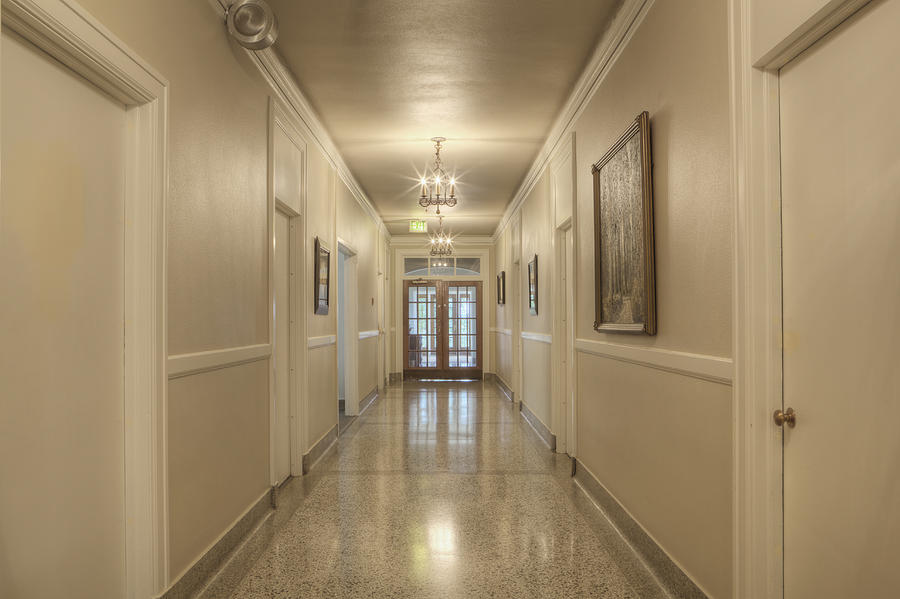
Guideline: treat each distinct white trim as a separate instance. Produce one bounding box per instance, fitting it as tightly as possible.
[337,249,360,415]
[490,327,512,336]
[268,99,307,484]
[167,344,271,379]
[1,0,169,595]
[575,338,733,385]
[549,137,576,456]
[521,331,553,344]
[729,1,871,597]
[492,0,654,240]
[358,329,379,340]
[308,334,337,348]
[752,0,870,68]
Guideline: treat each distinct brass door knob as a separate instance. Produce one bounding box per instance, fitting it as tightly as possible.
[773,407,797,428]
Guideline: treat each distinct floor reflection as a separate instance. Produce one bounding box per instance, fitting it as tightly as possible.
[218,380,671,599]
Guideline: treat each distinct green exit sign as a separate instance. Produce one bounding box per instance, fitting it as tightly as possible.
[409,219,428,233]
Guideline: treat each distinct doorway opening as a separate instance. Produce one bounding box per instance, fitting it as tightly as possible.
[337,243,359,433]
[404,280,483,379]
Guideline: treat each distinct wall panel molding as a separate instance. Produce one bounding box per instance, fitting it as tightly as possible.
[493,0,655,239]
[575,338,732,385]
[522,331,553,344]
[307,334,336,348]
[358,329,379,340]
[167,344,271,379]
[490,327,512,336]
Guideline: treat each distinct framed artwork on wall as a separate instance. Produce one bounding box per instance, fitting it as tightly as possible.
[497,271,506,305]
[592,110,657,335]
[527,256,538,315]
[314,236,330,315]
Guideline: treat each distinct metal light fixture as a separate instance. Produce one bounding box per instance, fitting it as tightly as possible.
[418,137,458,214]
[226,0,278,50]
[429,216,453,258]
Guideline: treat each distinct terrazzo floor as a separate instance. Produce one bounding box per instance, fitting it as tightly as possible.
[199,380,671,598]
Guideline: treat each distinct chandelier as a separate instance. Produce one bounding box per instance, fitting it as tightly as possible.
[429,215,453,258]
[418,137,457,214]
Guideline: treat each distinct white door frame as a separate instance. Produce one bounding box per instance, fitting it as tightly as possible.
[510,216,523,403]
[1,0,169,595]
[729,1,871,596]
[549,132,576,455]
[269,201,301,484]
[551,220,575,455]
[337,239,360,416]
[268,100,308,481]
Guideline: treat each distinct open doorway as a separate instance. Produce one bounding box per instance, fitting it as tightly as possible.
[336,243,359,433]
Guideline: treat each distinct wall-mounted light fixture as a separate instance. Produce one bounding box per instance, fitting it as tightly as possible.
[226,0,278,50]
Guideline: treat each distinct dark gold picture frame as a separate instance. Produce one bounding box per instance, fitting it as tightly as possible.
[497,271,506,305]
[592,111,656,335]
[314,236,330,315]
[527,256,538,315]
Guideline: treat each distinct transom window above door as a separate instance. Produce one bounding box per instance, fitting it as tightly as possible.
[403,257,480,277]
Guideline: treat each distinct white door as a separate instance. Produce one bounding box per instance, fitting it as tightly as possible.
[0,29,128,597]
[780,1,900,596]
[273,209,292,484]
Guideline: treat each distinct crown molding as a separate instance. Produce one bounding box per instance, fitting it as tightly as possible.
[492,0,655,241]
[211,1,390,240]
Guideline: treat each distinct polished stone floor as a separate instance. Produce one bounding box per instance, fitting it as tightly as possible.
[201,381,670,598]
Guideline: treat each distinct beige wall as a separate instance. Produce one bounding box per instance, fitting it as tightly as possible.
[493,1,734,596]
[76,0,273,581]
[574,2,733,595]
[306,145,339,444]
[336,177,380,399]
[492,227,514,386]
[519,171,553,426]
[752,0,835,62]
[167,362,270,578]
[73,0,387,587]
[520,171,553,335]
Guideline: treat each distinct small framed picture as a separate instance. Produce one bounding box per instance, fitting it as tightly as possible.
[314,236,330,315]
[527,255,538,315]
[497,271,506,305]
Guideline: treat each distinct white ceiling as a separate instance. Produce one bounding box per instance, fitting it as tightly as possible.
[268,0,622,236]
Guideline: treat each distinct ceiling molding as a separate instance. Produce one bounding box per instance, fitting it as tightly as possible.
[210,1,391,240]
[492,0,655,241]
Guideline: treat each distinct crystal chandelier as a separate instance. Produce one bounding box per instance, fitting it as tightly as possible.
[429,215,453,258]
[418,137,457,214]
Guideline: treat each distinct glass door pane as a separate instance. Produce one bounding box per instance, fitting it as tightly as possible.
[406,282,440,369]
[446,283,479,369]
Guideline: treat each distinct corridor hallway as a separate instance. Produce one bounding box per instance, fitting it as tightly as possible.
[202,381,670,598]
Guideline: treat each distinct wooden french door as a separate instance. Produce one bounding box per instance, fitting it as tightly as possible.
[404,280,483,378]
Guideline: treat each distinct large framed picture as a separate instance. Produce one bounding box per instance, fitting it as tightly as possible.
[592,111,656,335]
[314,236,330,315]
[497,271,506,305]
[527,256,538,315]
